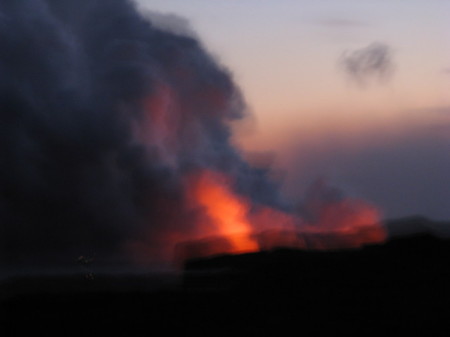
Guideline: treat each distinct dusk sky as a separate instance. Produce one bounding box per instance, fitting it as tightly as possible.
[137,0,450,220]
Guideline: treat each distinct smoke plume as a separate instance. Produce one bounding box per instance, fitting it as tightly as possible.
[0,0,385,271]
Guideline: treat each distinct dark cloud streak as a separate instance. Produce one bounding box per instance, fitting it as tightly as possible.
[318,18,369,28]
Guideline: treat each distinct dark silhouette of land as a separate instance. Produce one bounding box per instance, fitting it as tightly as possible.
[3,216,450,336]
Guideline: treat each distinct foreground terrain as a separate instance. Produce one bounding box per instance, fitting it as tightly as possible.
[3,224,450,336]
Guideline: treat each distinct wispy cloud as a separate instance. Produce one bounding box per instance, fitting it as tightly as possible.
[317,17,369,28]
[338,42,395,86]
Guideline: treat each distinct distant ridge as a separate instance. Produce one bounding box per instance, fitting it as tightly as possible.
[385,215,450,238]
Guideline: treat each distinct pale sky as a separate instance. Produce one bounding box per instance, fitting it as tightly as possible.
[136,0,450,150]
[136,0,450,219]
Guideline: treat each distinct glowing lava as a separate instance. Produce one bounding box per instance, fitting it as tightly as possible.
[175,169,386,262]
[187,170,259,254]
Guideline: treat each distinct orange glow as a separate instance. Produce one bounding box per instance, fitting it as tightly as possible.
[132,83,181,168]
[128,169,386,266]
[176,169,386,262]
[187,170,259,254]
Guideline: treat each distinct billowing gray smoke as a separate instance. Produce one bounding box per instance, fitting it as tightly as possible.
[0,0,281,269]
